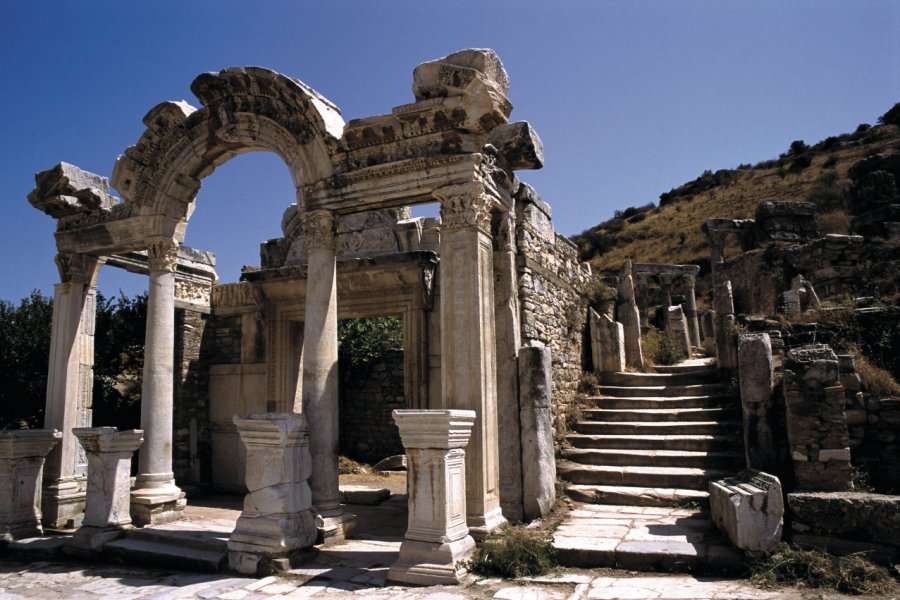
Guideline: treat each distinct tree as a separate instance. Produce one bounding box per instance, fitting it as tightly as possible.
[789,139,809,156]
[0,291,53,428]
[878,102,900,127]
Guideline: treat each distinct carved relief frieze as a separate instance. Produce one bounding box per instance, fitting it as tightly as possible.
[301,210,335,251]
[435,181,494,233]
[147,239,179,273]
[175,278,212,305]
[211,281,257,308]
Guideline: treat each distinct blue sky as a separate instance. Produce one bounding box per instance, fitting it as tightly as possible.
[1,1,898,302]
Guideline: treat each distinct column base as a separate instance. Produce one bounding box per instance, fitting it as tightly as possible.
[388,535,476,586]
[130,484,185,527]
[466,506,506,540]
[64,525,127,558]
[315,509,356,546]
[227,509,318,575]
[41,477,87,529]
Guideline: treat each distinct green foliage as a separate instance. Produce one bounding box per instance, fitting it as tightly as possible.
[0,291,53,429]
[749,544,897,595]
[338,316,403,368]
[789,139,809,156]
[878,102,900,127]
[465,525,558,578]
[641,326,686,366]
[585,281,616,312]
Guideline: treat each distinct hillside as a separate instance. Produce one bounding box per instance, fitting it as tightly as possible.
[574,110,900,276]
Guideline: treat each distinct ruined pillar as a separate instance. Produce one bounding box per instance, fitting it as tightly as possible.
[300,209,350,542]
[683,273,702,349]
[132,239,185,526]
[737,334,776,472]
[783,345,853,491]
[1,430,61,539]
[616,264,644,369]
[666,305,692,358]
[435,181,505,537]
[493,212,524,522]
[518,347,556,520]
[590,309,626,373]
[227,414,317,575]
[69,428,143,554]
[389,409,477,586]
[634,272,650,329]
[715,280,738,371]
[42,252,101,528]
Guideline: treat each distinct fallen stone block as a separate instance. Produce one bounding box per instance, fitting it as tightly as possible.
[339,485,391,505]
[709,470,783,554]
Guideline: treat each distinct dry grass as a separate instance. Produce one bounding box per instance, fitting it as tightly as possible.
[854,352,900,398]
[818,209,854,235]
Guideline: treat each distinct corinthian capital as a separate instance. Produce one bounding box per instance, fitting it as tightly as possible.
[147,239,179,273]
[55,252,102,285]
[302,209,335,251]
[435,182,493,233]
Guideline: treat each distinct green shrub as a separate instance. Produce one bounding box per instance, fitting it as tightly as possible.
[465,525,557,578]
[641,327,686,366]
[585,281,616,311]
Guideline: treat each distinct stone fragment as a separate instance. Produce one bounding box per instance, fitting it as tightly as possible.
[28,162,115,218]
[589,309,625,373]
[709,470,783,554]
[666,305,692,357]
[616,269,644,370]
[0,430,62,541]
[339,486,391,505]
[518,346,556,521]
[373,454,407,471]
[389,409,477,586]
[737,334,775,472]
[488,121,544,170]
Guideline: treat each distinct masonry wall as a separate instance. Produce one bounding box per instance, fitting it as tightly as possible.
[172,308,212,488]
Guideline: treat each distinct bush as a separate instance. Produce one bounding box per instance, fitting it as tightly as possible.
[585,281,616,312]
[878,103,900,127]
[0,291,53,429]
[465,525,557,578]
[641,327,686,366]
[338,315,403,368]
[789,139,809,156]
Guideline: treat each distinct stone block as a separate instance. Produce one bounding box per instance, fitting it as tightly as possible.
[518,346,556,521]
[589,309,625,374]
[339,485,391,505]
[738,334,775,472]
[666,305,691,357]
[788,492,900,547]
[0,430,62,540]
[709,470,783,554]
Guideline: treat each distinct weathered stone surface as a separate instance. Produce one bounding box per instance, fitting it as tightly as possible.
[373,454,407,472]
[700,310,716,354]
[788,492,900,547]
[710,470,783,553]
[0,430,61,540]
[737,334,775,471]
[589,309,625,373]
[616,269,644,370]
[518,347,556,521]
[754,201,819,243]
[390,409,477,586]
[488,121,544,170]
[666,306,691,357]
[339,485,391,505]
[28,162,115,218]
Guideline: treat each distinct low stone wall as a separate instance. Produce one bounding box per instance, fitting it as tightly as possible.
[339,349,406,465]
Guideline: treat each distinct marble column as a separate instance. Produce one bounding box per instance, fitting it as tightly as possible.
[300,209,350,543]
[683,274,702,349]
[0,430,61,539]
[69,428,143,554]
[132,239,185,526]
[493,212,524,522]
[227,413,317,575]
[435,181,505,538]
[389,409,477,586]
[42,252,101,529]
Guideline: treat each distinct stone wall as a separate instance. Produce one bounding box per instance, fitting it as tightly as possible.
[338,349,406,465]
[204,314,243,364]
[515,187,592,435]
[172,308,212,488]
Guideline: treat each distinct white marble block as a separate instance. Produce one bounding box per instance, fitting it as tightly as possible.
[0,430,61,540]
[227,413,317,575]
[710,469,783,554]
[389,409,477,586]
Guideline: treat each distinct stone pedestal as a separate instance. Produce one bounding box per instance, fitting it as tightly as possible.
[737,334,776,471]
[389,409,477,586]
[590,309,625,373]
[710,470,783,554]
[0,430,61,540]
[132,240,184,526]
[68,428,143,553]
[666,305,692,357]
[227,413,317,575]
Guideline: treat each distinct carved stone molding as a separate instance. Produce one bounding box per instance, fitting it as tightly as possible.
[147,239,179,273]
[55,253,101,285]
[492,212,515,252]
[301,210,335,251]
[435,182,493,233]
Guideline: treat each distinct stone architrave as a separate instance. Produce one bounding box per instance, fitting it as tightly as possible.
[0,430,61,540]
[389,409,477,586]
[709,470,783,554]
[68,428,143,554]
[783,345,853,491]
[666,305,692,358]
[227,413,317,575]
[435,181,505,538]
[616,270,644,370]
[737,334,776,472]
[518,347,556,520]
[132,239,185,526]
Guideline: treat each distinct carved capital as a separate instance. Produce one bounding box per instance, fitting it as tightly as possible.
[435,182,493,232]
[55,252,101,285]
[302,209,335,251]
[147,239,179,273]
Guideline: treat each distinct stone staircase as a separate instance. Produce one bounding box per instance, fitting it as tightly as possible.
[554,359,746,573]
[561,361,743,507]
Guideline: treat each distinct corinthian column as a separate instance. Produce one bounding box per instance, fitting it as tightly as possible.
[131,238,185,526]
[435,181,505,538]
[300,209,350,543]
[42,252,101,528]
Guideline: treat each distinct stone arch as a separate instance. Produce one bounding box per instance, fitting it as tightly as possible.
[111,67,345,240]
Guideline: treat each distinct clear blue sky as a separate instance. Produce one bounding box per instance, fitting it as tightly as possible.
[2,1,898,302]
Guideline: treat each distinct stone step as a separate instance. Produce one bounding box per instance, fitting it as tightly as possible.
[651,359,716,374]
[580,406,737,423]
[564,484,709,507]
[589,394,735,409]
[566,433,739,452]
[597,383,726,398]
[562,447,744,468]
[559,461,728,490]
[600,370,718,387]
[575,420,741,436]
[103,537,227,572]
